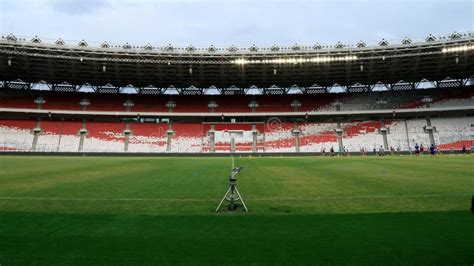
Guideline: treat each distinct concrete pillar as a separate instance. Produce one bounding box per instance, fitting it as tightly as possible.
[208,124,216,152]
[336,122,343,153]
[425,117,436,145]
[166,124,175,152]
[404,119,411,152]
[123,123,131,152]
[252,124,258,153]
[56,119,63,152]
[292,127,301,152]
[380,120,389,150]
[31,118,41,151]
[78,119,87,152]
[230,136,236,153]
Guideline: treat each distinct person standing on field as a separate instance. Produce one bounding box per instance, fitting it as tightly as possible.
[429,143,436,157]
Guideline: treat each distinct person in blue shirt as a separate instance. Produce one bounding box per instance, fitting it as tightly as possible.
[414,143,420,157]
[429,144,436,157]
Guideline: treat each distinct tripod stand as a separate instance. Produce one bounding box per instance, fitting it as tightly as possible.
[216,167,248,212]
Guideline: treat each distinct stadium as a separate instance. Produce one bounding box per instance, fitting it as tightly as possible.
[0,32,473,154]
[0,9,473,266]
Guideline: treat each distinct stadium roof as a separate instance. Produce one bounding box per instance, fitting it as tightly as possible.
[0,32,473,95]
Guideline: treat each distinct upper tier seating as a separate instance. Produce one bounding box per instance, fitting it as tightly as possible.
[318,88,474,111]
[6,88,472,113]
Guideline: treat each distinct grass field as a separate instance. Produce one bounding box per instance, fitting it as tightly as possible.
[0,155,473,265]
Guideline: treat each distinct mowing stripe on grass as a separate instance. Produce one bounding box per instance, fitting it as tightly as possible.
[0,193,469,202]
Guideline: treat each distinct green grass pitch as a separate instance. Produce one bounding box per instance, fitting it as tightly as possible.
[0,155,473,265]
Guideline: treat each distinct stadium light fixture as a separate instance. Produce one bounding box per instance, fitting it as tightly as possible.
[376,99,388,105]
[79,98,91,106]
[208,100,218,108]
[123,99,135,107]
[332,100,343,111]
[291,99,302,112]
[248,100,259,110]
[421,95,433,108]
[232,55,357,65]
[441,45,474,53]
[34,96,46,105]
[208,100,218,112]
[421,95,433,104]
[166,100,176,112]
[376,99,388,109]
[291,100,301,107]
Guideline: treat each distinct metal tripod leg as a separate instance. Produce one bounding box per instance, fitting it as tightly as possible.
[234,187,248,212]
[215,187,231,212]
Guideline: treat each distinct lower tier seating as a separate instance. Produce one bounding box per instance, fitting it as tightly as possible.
[0,117,472,153]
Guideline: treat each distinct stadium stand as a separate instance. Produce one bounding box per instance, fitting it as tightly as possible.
[3,88,471,113]
[0,119,36,151]
[82,122,126,152]
[127,123,168,152]
[0,116,472,153]
[0,33,473,154]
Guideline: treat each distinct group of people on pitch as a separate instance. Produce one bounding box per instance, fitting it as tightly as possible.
[414,143,436,156]
[320,143,469,156]
[414,143,468,156]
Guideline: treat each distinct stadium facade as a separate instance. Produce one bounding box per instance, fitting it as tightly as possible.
[0,32,473,153]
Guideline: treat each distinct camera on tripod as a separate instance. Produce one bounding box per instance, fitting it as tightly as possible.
[229,167,243,185]
[216,167,248,212]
